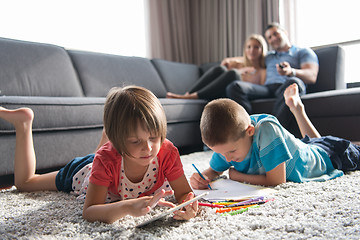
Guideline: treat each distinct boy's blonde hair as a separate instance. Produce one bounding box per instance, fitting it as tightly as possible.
[200,98,251,147]
[103,85,167,156]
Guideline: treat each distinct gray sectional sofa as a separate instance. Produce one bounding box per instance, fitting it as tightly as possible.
[0,37,359,185]
[0,37,207,183]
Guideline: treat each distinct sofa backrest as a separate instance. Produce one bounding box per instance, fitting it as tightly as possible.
[0,38,83,97]
[307,45,346,93]
[151,59,201,94]
[199,61,221,75]
[68,50,167,98]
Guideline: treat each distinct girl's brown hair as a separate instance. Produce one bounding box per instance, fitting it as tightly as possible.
[103,85,167,156]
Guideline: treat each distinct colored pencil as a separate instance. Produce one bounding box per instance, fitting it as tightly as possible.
[192,164,212,190]
[198,202,224,208]
[227,198,274,208]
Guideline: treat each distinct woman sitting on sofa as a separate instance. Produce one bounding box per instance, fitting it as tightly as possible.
[166,34,267,100]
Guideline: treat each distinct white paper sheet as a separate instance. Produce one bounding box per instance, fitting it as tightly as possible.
[193,178,276,201]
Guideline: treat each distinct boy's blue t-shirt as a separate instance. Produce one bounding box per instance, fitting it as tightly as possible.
[209,114,344,183]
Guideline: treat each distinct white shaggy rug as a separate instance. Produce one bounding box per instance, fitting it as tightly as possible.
[1,150,360,239]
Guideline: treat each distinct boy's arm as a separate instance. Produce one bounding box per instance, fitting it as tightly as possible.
[190,167,223,189]
[229,162,286,186]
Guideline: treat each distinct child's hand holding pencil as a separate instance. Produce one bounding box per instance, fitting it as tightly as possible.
[190,164,213,190]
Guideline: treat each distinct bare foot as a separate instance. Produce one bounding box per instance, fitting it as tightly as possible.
[284,84,303,113]
[0,107,34,128]
[166,92,198,99]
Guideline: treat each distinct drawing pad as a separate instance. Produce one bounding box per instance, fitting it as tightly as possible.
[193,178,276,201]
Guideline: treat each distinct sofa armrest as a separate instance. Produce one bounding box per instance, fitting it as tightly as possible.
[308,45,346,93]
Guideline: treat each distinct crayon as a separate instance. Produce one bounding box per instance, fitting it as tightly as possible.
[221,205,260,216]
[216,204,256,213]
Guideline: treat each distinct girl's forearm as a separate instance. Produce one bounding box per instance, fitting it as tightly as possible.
[83,200,130,224]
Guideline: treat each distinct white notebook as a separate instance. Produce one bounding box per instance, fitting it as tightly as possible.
[193,178,276,201]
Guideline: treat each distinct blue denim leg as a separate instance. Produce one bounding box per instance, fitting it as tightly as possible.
[302,135,360,172]
[55,154,95,192]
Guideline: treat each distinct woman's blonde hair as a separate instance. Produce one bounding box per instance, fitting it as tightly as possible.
[103,85,167,156]
[200,98,251,147]
[243,34,268,68]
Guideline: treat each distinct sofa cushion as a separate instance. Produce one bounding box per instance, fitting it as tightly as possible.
[68,50,167,98]
[151,59,201,94]
[159,98,207,148]
[0,96,104,133]
[0,38,83,97]
[159,98,207,124]
[301,88,360,117]
[251,98,276,114]
[300,88,360,140]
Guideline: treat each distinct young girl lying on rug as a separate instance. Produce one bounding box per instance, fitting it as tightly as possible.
[0,86,198,224]
[190,83,360,188]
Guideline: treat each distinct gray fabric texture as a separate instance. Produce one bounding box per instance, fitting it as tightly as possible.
[0,96,105,132]
[151,59,201,94]
[0,128,103,176]
[68,50,168,98]
[199,61,221,75]
[159,98,207,123]
[0,38,83,97]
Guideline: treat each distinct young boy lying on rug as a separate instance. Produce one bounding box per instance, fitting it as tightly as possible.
[0,86,198,224]
[190,83,360,188]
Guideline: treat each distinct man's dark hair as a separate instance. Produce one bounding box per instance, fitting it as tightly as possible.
[264,22,285,35]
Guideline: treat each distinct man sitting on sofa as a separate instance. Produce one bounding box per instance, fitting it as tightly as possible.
[226,22,319,128]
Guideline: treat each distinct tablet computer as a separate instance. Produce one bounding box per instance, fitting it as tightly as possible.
[136,192,209,228]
